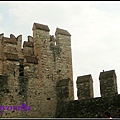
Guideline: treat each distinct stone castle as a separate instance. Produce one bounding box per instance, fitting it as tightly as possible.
[0,22,120,118]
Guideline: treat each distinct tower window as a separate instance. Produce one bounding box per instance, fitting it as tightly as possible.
[47,98,51,100]
[19,65,24,76]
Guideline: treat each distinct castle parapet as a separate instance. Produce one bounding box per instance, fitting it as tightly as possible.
[23,41,34,56]
[76,74,94,100]
[56,78,70,101]
[99,70,118,97]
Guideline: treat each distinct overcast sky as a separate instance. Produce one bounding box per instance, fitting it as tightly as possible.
[0,1,120,100]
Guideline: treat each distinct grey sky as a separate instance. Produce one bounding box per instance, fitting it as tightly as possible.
[0,1,120,100]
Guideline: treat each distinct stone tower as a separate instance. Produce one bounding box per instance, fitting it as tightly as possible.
[0,22,74,118]
[26,23,74,117]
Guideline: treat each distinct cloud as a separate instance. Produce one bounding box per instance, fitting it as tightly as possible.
[0,14,2,20]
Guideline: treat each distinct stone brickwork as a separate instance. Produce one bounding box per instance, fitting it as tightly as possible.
[0,22,74,118]
[0,60,22,118]
[76,74,94,100]
[55,94,120,118]
[23,41,34,56]
[0,22,119,118]
[56,78,70,101]
[99,70,118,97]
[55,69,119,118]
[30,23,74,117]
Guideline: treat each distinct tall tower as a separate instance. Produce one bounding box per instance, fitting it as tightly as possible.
[55,28,74,101]
[32,23,74,117]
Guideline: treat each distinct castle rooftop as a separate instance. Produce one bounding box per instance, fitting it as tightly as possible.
[55,28,71,36]
[32,22,50,32]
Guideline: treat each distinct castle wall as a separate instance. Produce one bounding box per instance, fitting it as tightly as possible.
[0,22,119,118]
[55,94,120,118]
[4,43,17,54]
[55,70,119,118]
[0,33,27,118]
[20,62,39,118]
[0,60,22,118]
[23,46,34,56]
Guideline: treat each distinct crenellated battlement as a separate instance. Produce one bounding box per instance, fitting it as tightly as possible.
[0,22,74,118]
[76,74,94,100]
[76,69,118,100]
[0,22,119,118]
[56,70,120,118]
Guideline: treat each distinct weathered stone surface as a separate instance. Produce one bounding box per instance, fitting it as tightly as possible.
[0,22,119,118]
[99,70,118,97]
[33,22,50,32]
[76,74,94,100]
[3,37,17,45]
[55,28,71,36]
[4,53,19,61]
[56,78,69,87]
[55,94,120,118]
[24,56,38,64]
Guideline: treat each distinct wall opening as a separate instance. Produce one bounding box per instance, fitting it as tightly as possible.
[19,59,24,76]
[47,98,51,100]
[19,65,24,76]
